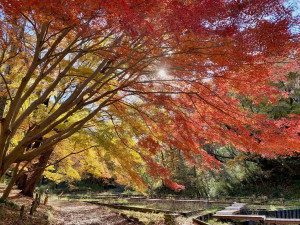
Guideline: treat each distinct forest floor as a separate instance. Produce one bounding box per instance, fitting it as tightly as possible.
[49,199,143,225]
[0,185,145,225]
[0,183,229,225]
[0,185,213,225]
[49,199,198,224]
[0,185,50,225]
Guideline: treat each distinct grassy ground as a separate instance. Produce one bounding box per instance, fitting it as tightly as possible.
[112,205,226,225]
[127,202,205,212]
[116,210,165,225]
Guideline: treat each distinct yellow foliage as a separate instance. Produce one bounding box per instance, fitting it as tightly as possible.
[225,152,249,169]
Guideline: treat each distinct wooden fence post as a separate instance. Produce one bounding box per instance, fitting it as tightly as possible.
[29,201,35,215]
[30,194,40,215]
[0,204,4,219]
[20,205,25,219]
[44,194,48,205]
[33,194,39,211]
[37,193,41,206]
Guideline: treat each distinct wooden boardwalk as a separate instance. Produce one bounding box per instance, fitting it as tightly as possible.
[264,218,300,224]
[214,203,248,215]
[213,202,300,224]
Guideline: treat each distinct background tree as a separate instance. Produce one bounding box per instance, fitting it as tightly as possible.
[145,70,300,198]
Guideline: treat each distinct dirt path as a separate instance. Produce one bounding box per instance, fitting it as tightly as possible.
[49,199,141,225]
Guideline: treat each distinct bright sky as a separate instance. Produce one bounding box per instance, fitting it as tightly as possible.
[287,0,300,16]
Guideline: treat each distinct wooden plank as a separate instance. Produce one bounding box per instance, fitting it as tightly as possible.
[264,218,300,224]
[214,210,240,215]
[209,201,233,205]
[214,202,248,216]
[192,218,211,225]
[213,214,266,221]
[87,201,175,214]
[181,209,204,217]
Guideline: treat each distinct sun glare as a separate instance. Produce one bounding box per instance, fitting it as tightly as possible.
[158,69,167,78]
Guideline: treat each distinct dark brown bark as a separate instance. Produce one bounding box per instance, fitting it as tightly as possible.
[0,97,6,119]
[20,147,54,197]
[16,172,28,190]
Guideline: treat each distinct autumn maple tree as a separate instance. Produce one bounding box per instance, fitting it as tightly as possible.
[0,0,299,198]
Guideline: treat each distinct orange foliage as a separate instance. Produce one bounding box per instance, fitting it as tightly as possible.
[0,0,299,190]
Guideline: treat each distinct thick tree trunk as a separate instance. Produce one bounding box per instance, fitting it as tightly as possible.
[1,163,20,199]
[16,173,28,190]
[20,147,54,197]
